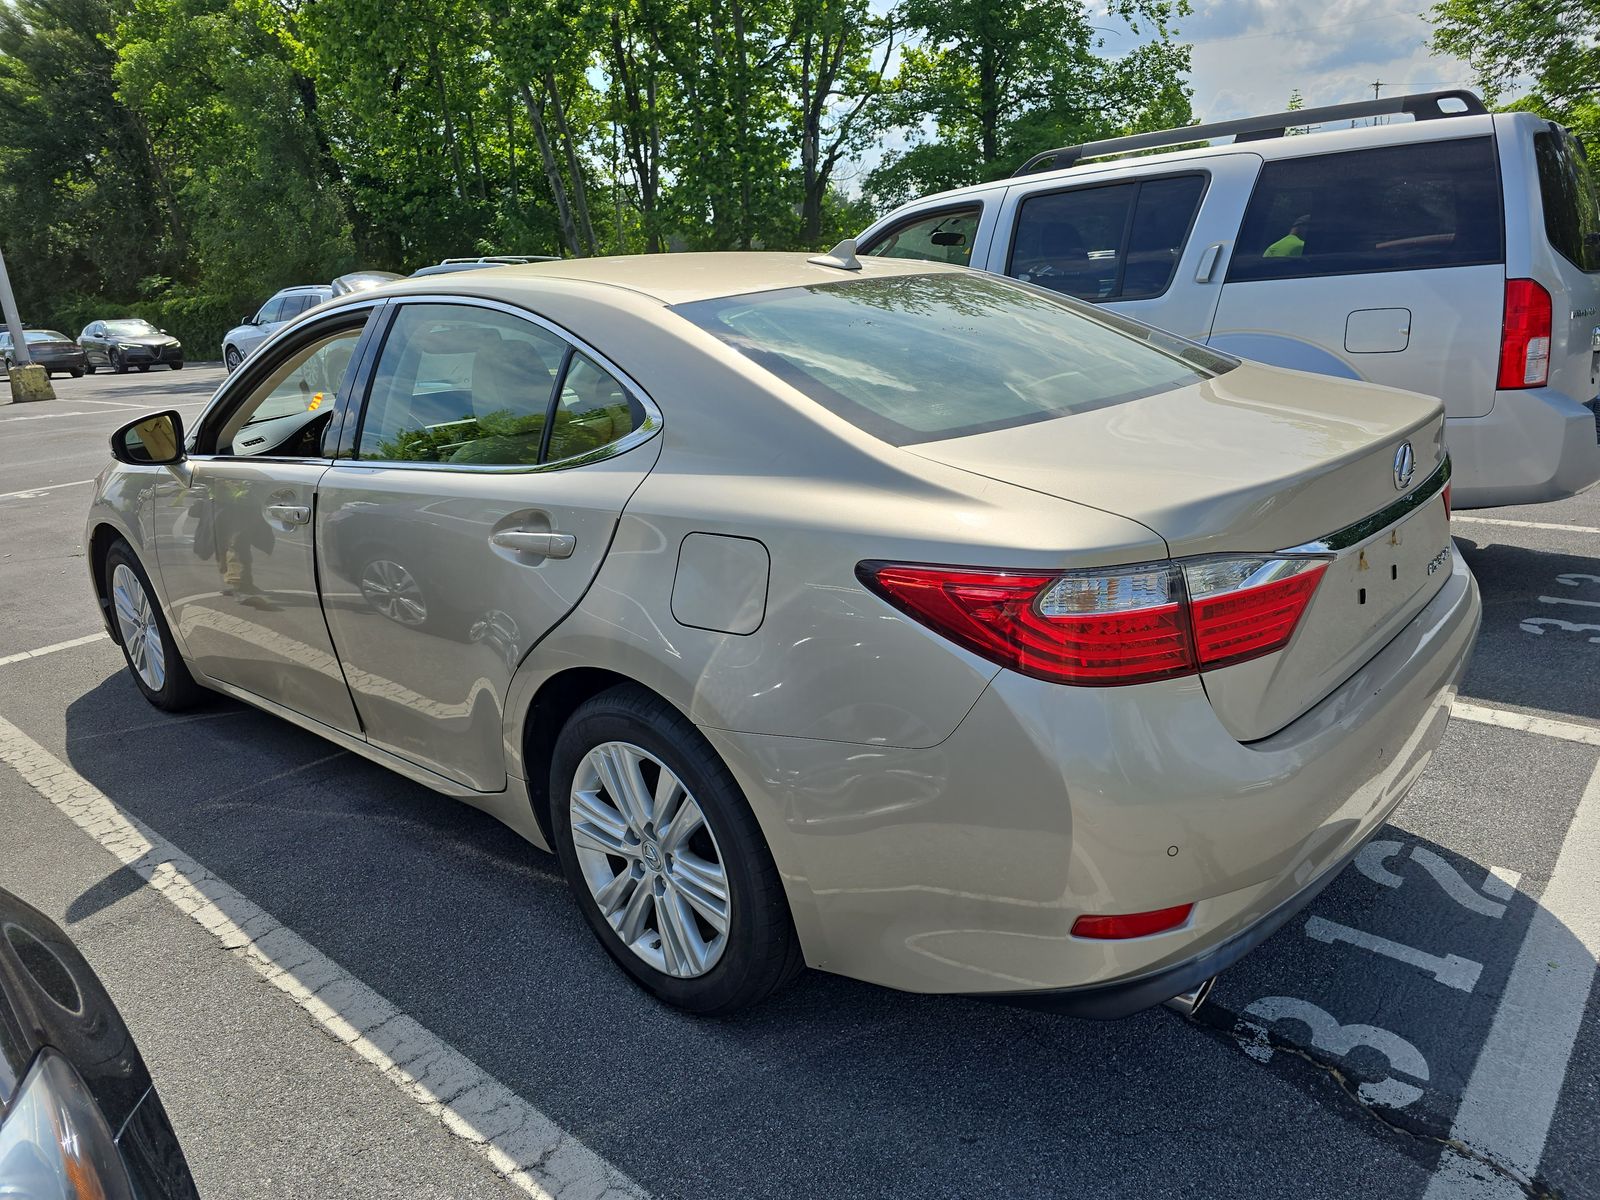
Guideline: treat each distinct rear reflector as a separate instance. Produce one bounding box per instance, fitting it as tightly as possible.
[1072,904,1194,940]
[858,554,1327,687]
[1498,278,1552,389]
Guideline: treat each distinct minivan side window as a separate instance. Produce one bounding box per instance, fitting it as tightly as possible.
[861,206,982,266]
[1227,137,1504,283]
[1008,174,1206,301]
[1534,129,1600,273]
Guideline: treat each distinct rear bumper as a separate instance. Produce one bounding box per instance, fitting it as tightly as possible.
[1447,388,1600,507]
[705,549,1480,1008]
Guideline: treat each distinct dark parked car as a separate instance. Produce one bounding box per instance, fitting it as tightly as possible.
[0,329,88,378]
[0,886,200,1198]
[77,319,184,373]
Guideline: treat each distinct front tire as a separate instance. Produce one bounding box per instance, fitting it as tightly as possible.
[551,685,802,1015]
[105,541,205,712]
[111,350,128,375]
[170,361,183,371]
[70,369,84,378]
[224,346,242,372]
[137,364,150,372]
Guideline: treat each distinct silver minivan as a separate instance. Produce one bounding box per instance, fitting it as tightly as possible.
[859,90,1600,509]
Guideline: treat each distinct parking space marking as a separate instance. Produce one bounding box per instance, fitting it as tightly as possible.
[0,410,112,421]
[0,632,109,667]
[1450,701,1600,747]
[1305,915,1483,992]
[1424,757,1600,1198]
[1454,516,1600,535]
[0,479,95,503]
[0,713,646,1200]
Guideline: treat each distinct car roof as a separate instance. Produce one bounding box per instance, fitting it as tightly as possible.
[891,110,1508,211]
[279,284,333,294]
[384,251,968,306]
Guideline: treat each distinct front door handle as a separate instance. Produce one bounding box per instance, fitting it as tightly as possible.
[266,503,311,526]
[490,529,576,559]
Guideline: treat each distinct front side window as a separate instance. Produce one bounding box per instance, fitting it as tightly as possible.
[1227,137,1504,283]
[356,303,642,467]
[209,326,365,457]
[861,206,983,266]
[678,273,1230,447]
[1009,175,1206,301]
[1535,129,1600,273]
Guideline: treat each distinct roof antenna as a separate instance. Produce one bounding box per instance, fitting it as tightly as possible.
[808,238,862,271]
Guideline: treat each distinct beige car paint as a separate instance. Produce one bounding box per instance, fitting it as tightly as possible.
[86,253,1481,1004]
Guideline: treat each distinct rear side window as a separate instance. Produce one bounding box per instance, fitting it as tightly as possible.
[1228,138,1504,282]
[678,273,1229,447]
[1010,174,1206,301]
[1535,129,1600,273]
[861,206,982,266]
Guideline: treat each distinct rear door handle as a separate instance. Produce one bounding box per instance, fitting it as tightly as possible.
[1194,242,1224,284]
[490,530,576,559]
[266,504,311,525]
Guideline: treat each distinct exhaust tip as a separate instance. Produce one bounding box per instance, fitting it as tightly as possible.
[1162,976,1216,1018]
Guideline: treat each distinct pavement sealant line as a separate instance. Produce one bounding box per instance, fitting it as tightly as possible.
[0,712,647,1200]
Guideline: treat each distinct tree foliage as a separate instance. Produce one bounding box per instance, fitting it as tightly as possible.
[1430,0,1600,152]
[0,0,1195,342]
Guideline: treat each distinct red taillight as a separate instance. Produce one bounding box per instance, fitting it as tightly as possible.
[1072,903,1194,939]
[857,555,1327,687]
[1442,482,1452,519]
[1498,278,1552,389]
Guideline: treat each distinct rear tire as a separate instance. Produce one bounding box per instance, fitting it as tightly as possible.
[104,540,205,712]
[551,685,803,1015]
[70,369,84,378]
[137,364,150,372]
[84,362,96,375]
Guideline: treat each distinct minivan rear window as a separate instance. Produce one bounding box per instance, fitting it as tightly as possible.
[677,273,1232,446]
[1534,129,1600,273]
[1227,137,1504,283]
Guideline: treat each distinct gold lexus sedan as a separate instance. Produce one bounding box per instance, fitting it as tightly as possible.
[86,252,1480,1017]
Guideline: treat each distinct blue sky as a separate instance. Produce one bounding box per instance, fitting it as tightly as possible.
[1098,0,1475,122]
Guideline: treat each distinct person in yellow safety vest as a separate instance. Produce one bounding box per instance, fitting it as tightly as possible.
[1264,213,1310,258]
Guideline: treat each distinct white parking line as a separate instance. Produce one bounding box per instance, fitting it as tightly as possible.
[0,713,645,1200]
[1454,515,1600,535]
[1450,701,1600,747]
[0,410,109,421]
[0,478,95,502]
[0,632,109,666]
[1424,757,1600,1198]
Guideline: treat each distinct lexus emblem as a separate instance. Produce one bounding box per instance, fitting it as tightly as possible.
[1393,441,1416,491]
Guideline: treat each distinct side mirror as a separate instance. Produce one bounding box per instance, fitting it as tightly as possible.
[111,410,186,467]
[242,313,256,326]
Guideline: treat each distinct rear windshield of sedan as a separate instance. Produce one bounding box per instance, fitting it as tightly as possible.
[677,272,1233,445]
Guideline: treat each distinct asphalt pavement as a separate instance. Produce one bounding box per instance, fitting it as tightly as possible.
[1,368,1595,1199]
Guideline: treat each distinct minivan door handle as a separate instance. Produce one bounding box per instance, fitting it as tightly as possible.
[490,529,576,559]
[266,503,311,526]
[1194,243,1224,284]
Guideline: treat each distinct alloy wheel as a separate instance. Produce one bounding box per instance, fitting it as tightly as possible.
[359,559,427,625]
[569,741,731,979]
[110,563,166,691]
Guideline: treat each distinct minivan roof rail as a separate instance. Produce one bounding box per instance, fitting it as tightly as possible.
[1012,89,1489,176]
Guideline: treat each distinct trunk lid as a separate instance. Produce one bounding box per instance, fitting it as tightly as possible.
[908,360,1453,740]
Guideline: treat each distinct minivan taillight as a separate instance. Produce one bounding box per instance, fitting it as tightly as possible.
[857,556,1327,687]
[1498,278,1552,389]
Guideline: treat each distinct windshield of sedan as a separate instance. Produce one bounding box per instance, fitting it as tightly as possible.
[676,272,1235,446]
[104,319,159,336]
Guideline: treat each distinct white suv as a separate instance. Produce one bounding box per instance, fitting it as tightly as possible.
[858,90,1600,508]
[221,284,334,373]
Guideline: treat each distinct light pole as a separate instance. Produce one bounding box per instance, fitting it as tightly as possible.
[0,239,53,403]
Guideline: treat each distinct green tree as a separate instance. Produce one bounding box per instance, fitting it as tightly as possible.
[865,0,1192,208]
[1430,0,1600,152]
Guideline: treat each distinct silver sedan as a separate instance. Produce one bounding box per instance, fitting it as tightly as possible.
[85,252,1479,1016]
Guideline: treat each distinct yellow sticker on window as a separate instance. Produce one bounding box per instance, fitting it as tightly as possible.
[308,393,324,410]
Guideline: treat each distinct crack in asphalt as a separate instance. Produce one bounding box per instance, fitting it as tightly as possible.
[1184,1004,1559,1200]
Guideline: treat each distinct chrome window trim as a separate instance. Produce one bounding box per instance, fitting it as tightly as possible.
[191,297,390,449]
[1279,455,1451,556]
[343,292,663,475]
